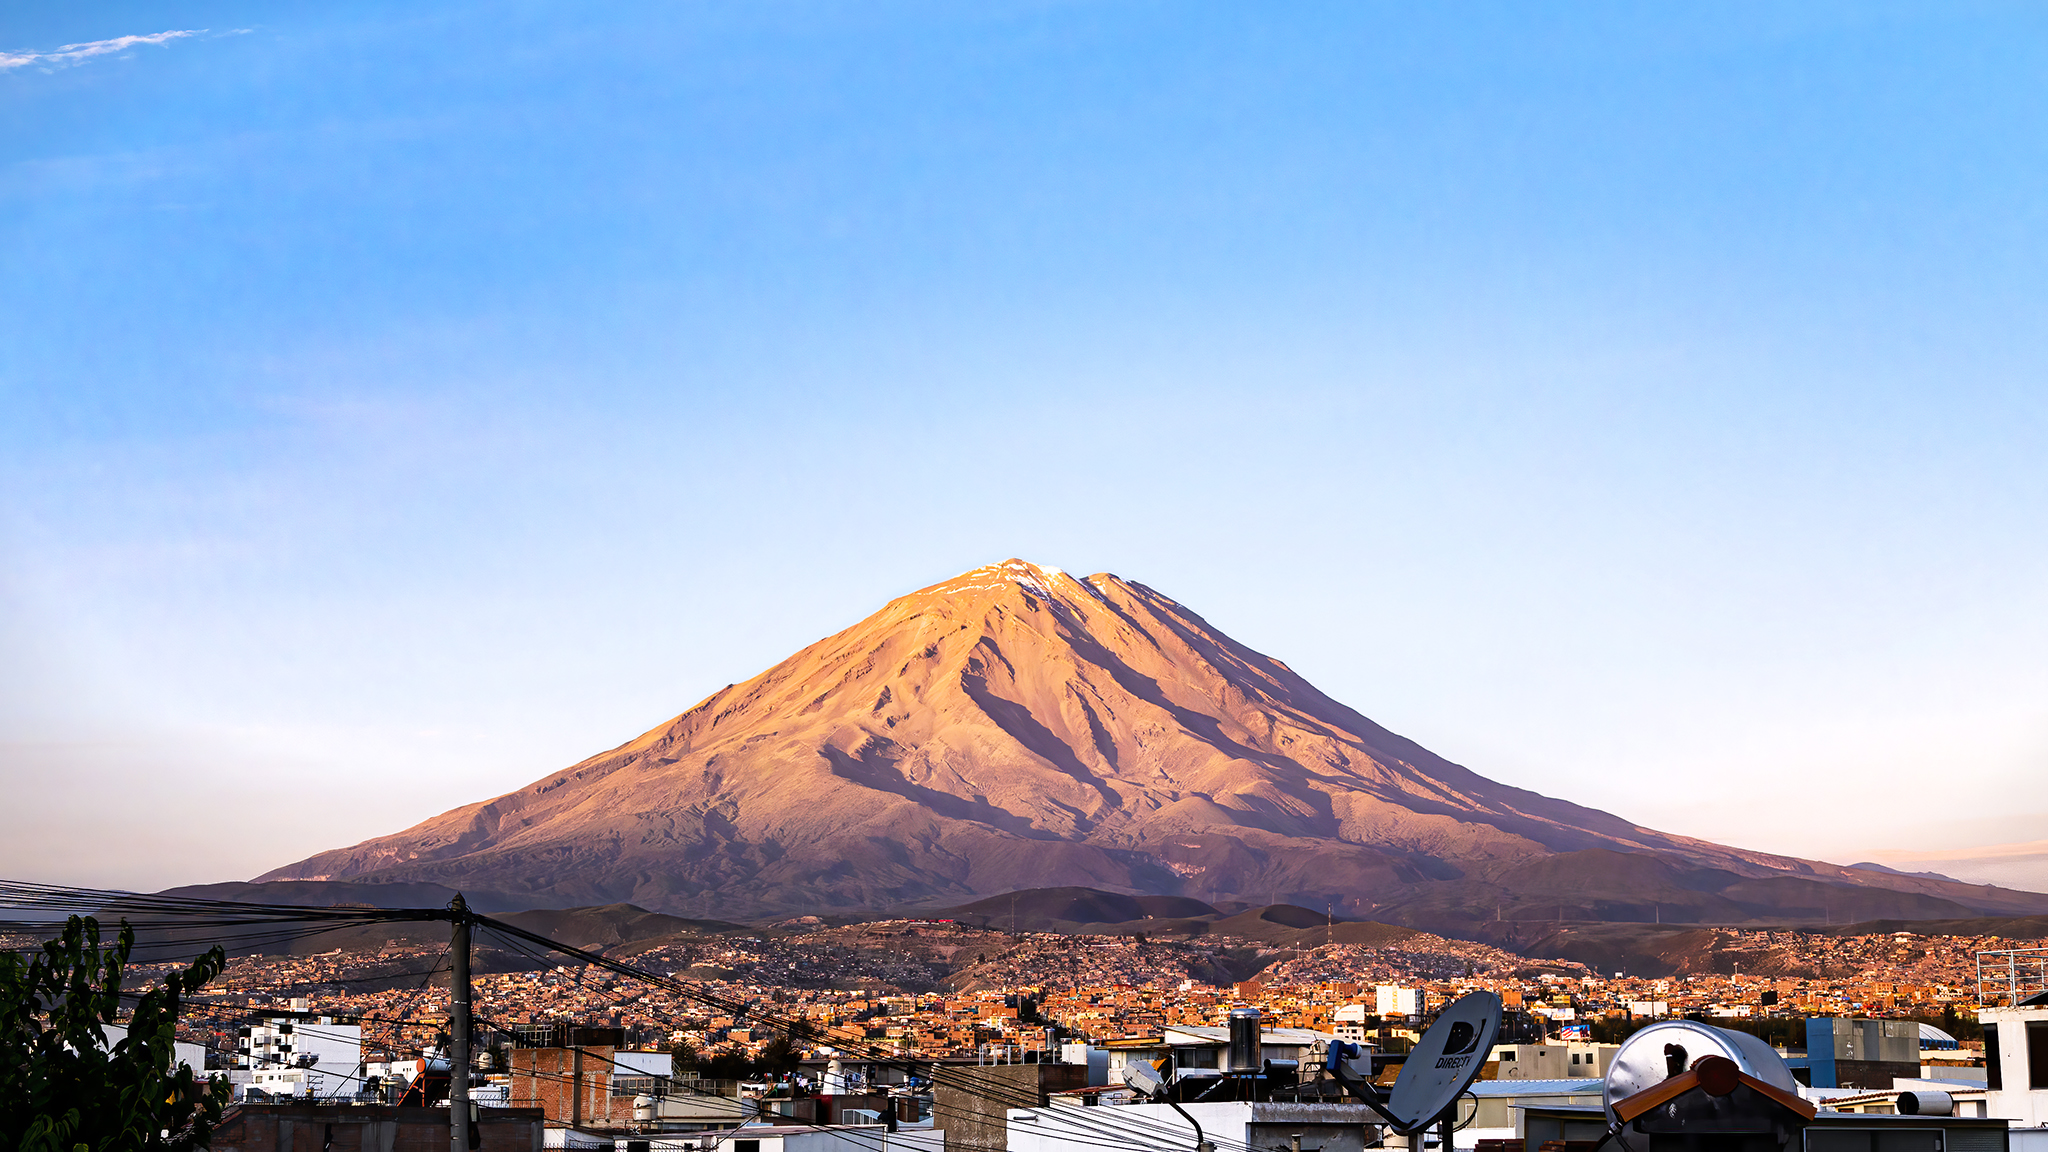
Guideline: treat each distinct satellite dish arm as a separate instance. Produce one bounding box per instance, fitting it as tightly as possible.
[1163,1099,1213,1152]
[1327,1049,1407,1131]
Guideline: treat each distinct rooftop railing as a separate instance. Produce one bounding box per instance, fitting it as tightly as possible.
[1975,947,2048,1008]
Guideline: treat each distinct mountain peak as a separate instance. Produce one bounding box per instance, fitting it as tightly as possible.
[256,563,2048,926]
[912,558,1083,600]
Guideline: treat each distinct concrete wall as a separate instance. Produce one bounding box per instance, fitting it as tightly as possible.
[932,1063,1086,1152]
[212,1104,543,1152]
[1008,1101,1380,1152]
[1983,1006,2048,1127]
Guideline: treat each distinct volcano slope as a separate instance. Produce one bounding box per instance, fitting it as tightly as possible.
[259,560,2048,933]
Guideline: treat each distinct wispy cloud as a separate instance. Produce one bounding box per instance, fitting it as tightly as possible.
[0,29,204,72]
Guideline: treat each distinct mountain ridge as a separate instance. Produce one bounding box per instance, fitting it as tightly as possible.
[260,559,2048,931]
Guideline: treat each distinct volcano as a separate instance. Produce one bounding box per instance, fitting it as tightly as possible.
[259,560,2048,929]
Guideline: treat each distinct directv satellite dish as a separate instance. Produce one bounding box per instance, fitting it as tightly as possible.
[1383,991,1503,1133]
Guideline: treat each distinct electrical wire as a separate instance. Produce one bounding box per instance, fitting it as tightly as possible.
[4,881,1322,1152]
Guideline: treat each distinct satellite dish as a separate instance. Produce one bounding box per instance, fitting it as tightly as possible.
[1123,1057,1167,1100]
[1384,991,1503,1133]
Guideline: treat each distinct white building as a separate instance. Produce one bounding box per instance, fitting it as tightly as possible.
[1489,1042,1618,1080]
[251,1068,312,1098]
[1104,1025,1338,1086]
[235,1006,362,1100]
[1983,1001,2048,1126]
[1376,986,1427,1020]
[604,1048,674,1095]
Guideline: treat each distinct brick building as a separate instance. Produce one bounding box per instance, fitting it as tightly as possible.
[509,1044,673,1128]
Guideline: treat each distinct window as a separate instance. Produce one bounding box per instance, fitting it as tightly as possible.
[1499,1050,1516,1060]
[2028,1021,2048,1090]
[733,1142,760,1152]
[1985,1026,2000,1091]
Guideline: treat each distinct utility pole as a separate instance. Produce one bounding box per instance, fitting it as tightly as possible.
[450,894,472,1152]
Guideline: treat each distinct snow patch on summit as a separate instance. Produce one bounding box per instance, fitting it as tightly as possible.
[924,559,1077,601]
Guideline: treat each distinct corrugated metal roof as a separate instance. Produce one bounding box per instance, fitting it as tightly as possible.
[1918,1022,1959,1047]
[1469,1079,1603,1096]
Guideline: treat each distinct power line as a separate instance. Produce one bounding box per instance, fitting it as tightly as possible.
[4,881,1272,1152]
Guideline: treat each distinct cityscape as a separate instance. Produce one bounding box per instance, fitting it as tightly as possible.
[9,4,2048,1152]
[115,917,2029,1070]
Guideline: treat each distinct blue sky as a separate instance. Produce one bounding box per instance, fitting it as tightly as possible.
[4,2,2045,890]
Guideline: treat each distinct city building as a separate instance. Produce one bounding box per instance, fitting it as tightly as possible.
[1488,1043,1618,1081]
[510,1041,672,1128]
[1983,998,2048,1127]
[1100,1024,1339,1088]
[1808,1018,1923,1090]
[1376,986,1428,1021]
[234,1003,364,1101]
